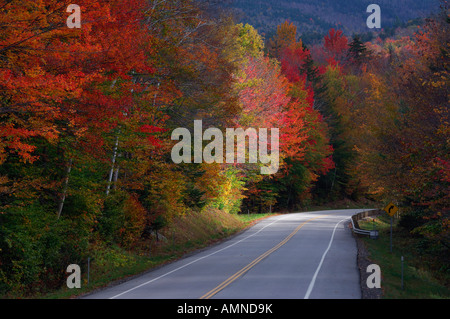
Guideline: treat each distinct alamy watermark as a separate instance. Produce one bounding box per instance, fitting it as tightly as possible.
[66,264,81,289]
[66,4,81,29]
[171,120,279,175]
[366,264,381,289]
[65,4,381,30]
[63,3,379,172]
[366,4,381,29]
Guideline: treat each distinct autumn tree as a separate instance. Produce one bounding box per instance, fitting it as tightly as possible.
[268,20,301,59]
[0,0,164,295]
[255,22,335,209]
[386,10,449,249]
[341,5,449,258]
[232,21,332,211]
[323,28,348,65]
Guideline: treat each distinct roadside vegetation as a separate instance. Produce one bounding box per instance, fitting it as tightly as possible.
[30,210,271,299]
[359,215,450,299]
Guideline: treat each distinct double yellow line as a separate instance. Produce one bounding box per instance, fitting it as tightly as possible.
[200,213,333,299]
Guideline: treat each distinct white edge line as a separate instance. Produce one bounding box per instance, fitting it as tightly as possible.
[304,217,349,299]
[109,214,290,299]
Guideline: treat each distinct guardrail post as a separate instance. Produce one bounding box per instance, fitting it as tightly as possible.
[390,217,393,252]
[401,256,404,290]
[87,257,90,287]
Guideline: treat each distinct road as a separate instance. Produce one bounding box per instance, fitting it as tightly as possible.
[83,209,366,299]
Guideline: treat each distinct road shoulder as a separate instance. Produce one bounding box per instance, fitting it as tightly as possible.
[354,233,383,299]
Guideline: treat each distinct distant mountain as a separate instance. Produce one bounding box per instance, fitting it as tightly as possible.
[223,0,440,43]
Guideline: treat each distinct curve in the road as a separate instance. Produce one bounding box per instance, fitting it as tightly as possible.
[200,212,335,299]
[83,209,366,299]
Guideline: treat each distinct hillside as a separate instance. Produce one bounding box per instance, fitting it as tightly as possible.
[224,0,440,43]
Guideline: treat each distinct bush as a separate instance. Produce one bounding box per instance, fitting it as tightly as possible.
[0,199,94,296]
[97,191,147,248]
[119,194,147,248]
[97,191,127,244]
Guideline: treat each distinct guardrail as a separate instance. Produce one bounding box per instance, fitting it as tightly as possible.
[351,210,381,239]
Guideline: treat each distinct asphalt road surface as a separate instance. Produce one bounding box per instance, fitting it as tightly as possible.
[83,209,367,299]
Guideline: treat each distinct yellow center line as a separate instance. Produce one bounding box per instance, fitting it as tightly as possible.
[200,212,335,299]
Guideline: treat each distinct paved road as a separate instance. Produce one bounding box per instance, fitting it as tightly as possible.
[84,209,366,299]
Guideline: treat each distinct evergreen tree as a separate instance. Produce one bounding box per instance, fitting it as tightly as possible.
[302,43,325,96]
[347,35,370,67]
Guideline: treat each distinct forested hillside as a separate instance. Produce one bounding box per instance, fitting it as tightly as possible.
[225,0,439,42]
[0,0,448,297]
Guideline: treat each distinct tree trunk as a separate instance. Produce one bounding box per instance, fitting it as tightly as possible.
[112,166,120,190]
[106,135,119,196]
[57,158,73,219]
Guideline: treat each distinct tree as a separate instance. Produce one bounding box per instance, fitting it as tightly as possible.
[0,0,163,295]
[323,28,348,65]
[343,4,449,254]
[313,64,362,200]
[347,35,371,70]
[268,20,301,59]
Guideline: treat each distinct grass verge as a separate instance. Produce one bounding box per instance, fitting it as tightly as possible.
[359,215,450,299]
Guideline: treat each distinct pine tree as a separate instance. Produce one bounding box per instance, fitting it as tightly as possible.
[302,43,325,97]
[347,35,369,67]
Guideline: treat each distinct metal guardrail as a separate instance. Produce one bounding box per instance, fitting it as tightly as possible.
[351,210,381,239]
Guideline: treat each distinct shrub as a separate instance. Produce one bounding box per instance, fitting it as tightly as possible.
[97,191,147,248]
